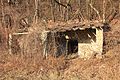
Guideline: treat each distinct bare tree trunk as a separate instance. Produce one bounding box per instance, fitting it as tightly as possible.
[119,1,120,15]
[103,0,105,23]
[1,0,8,48]
[59,0,63,20]
[66,0,69,21]
[78,0,81,11]
[78,0,82,21]
[86,0,90,20]
[66,0,71,21]
[1,0,4,26]
[66,7,69,21]
[58,0,61,12]
[38,0,41,19]
[90,0,93,20]
[26,0,30,14]
[34,0,39,23]
[63,7,66,21]
[50,0,55,22]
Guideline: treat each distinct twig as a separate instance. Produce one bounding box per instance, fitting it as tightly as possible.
[72,9,85,21]
[54,0,67,8]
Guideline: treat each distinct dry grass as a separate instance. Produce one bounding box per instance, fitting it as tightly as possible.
[0,45,120,80]
[0,51,68,80]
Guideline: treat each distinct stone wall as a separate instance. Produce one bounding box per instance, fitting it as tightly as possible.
[78,28,103,59]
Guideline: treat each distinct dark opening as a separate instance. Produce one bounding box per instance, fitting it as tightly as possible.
[68,39,78,54]
[51,28,96,57]
[78,28,96,43]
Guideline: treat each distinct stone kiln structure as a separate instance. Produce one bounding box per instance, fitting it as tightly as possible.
[42,20,104,58]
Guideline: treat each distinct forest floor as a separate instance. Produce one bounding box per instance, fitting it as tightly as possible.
[0,19,120,80]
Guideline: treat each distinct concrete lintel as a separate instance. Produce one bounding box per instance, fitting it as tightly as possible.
[91,26,96,29]
[79,28,85,30]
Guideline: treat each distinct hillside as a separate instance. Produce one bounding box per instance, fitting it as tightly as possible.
[0,0,120,80]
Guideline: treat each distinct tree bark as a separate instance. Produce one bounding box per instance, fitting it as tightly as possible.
[50,0,55,22]
[34,0,39,23]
